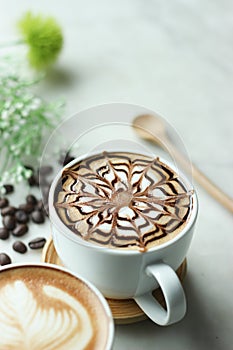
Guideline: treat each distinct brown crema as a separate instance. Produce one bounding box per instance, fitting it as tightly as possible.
[55,151,194,252]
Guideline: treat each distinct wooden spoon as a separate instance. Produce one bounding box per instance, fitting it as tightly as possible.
[133,114,233,214]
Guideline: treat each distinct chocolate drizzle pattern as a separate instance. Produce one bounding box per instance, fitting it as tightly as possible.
[55,152,193,251]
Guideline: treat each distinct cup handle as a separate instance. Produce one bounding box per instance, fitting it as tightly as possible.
[134,262,186,326]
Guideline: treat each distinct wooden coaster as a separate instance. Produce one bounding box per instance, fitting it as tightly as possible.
[42,238,187,324]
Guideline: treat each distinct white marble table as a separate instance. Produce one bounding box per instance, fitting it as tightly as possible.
[1,1,233,349]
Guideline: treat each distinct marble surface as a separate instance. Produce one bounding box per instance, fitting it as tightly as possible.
[1,1,233,349]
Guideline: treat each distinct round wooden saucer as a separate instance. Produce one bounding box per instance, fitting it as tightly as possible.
[42,238,187,324]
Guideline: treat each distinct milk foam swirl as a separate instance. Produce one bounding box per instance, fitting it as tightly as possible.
[56,152,193,251]
[0,280,93,350]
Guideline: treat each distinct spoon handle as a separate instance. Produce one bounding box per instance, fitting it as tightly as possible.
[164,138,233,214]
[191,163,233,213]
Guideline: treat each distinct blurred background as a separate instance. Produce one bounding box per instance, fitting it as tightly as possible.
[1,0,232,192]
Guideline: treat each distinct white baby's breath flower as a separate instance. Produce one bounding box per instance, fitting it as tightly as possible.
[0,185,6,195]
[15,102,24,110]
[3,132,10,139]
[1,171,9,183]
[1,110,9,119]
[10,144,16,151]
[0,120,9,128]
[21,109,29,117]
[30,97,41,110]
[0,69,63,192]
[14,114,22,120]
[16,174,23,182]
[4,99,11,109]
[23,93,33,102]
[8,106,16,115]
[13,125,20,132]
[24,169,33,178]
[13,149,20,156]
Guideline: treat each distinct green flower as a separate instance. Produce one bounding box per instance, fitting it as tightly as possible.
[18,12,63,70]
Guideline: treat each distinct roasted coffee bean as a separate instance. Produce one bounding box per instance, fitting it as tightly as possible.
[0,197,9,209]
[13,241,27,254]
[28,173,39,187]
[19,203,34,214]
[0,253,11,265]
[1,206,16,216]
[35,200,48,216]
[26,194,37,206]
[12,224,28,237]
[3,184,14,194]
[0,227,10,240]
[36,199,44,211]
[3,215,16,230]
[15,210,29,224]
[39,165,53,176]
[28,237,46,249]
[31,210,45,224]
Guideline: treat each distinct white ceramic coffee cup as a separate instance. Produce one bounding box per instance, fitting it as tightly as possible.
[49,154,198,326]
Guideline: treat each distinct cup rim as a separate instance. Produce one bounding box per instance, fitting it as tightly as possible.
[0,262,114,350]
[49,150,198,256]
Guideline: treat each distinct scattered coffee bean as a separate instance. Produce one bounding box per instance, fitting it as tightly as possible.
[31,210,45,224]
[1,206,16,216]
[0,197,9,209]
[0,227,10,240]
[26,194,37,206]
[35,200,49,216]
[19,203,34,214]
[28,237,46,249]
[15,210,29,224]
[3,215,16,230]
[3,184,14,194]
[13,241,27,254]
[0,253,11,265]
[28,173,39,187]
[36,199,44,211]
[12,224,28,237]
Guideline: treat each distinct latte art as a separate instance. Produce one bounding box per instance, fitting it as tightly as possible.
[0,266,110,350]
[0,282,92,350]
[56,152,194,251]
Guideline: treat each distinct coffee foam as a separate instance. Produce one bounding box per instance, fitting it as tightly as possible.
[55,151,194,251]
[0,266,110,350]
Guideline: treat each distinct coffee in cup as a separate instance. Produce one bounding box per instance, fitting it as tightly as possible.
[55,151,193,252]
[0,263,114,350]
